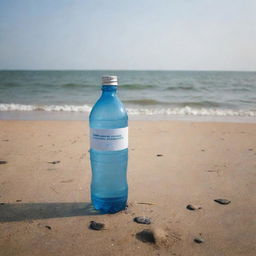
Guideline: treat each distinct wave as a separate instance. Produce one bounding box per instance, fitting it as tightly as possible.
[166,85,196,91]
[0,82,20,88]
[61,83,96,88]
[0,103,92,112]
[0,103,256,117]
[62,83,155,89]
[124,100,223,108]
[123,99,168,105]
[62,83,84,88]
[122,84,155,90]
[126,107,256,116]
[178,101,222,108]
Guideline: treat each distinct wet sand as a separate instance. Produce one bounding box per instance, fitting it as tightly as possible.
[0,120,255,256]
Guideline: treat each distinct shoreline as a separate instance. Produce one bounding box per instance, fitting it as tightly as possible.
[1,110,256,123]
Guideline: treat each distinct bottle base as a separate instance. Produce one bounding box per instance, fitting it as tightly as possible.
[91,195,127,214]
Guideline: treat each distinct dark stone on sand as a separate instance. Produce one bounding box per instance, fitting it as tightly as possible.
[134,216,151,224]
[48,161,60,164]
[156,154,163,157]
[214,199,231,205]
[45,225,52,230]
[194,237,204,243]
[136,229,156,243]
[16,200,22,202]
[186,204,202,210]
[0,161,7,165]
[89,221,105,231]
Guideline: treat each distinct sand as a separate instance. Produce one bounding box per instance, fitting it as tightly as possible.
[0,120,255,256]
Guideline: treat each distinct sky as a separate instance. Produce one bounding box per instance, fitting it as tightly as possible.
[0,0,256,71]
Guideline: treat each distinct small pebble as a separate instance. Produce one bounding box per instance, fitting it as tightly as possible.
[214,199,231,205]
[134,216,151,224]
[48,161,60,164]
[194,237,204,243]
[89,221,105,230]
[16,200,22,202]
[45,225,52,230]
[186,204,202,210]
[156,154,163,157]
[136,229,155,243]
[0,161,7,165]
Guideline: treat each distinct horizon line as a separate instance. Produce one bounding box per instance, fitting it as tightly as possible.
[0,69,256,72]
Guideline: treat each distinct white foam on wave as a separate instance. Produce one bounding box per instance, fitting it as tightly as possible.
[126,106,256,117]
[0,103,255,117]
[0,103,92,112]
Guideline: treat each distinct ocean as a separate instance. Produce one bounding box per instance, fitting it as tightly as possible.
[0,70,256,121]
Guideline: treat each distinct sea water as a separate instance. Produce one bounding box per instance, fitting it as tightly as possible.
[0,70,256,121]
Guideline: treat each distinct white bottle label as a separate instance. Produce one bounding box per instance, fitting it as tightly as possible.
[90,127,128,151]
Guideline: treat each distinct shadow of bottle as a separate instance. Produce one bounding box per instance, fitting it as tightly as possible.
[0,202,101,222]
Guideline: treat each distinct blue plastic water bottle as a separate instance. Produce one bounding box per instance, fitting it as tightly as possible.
[89,76,128,213]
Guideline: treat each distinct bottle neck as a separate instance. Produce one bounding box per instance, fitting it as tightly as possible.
[101,85,117,96]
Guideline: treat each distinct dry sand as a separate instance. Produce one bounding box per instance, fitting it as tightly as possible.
[0,120,255,256]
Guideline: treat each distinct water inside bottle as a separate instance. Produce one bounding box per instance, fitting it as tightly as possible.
[91,193,127,213]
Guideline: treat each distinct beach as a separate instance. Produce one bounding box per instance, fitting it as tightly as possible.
[0,120,255,256]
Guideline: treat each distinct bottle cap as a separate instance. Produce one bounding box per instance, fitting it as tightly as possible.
[102,76,118,85]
